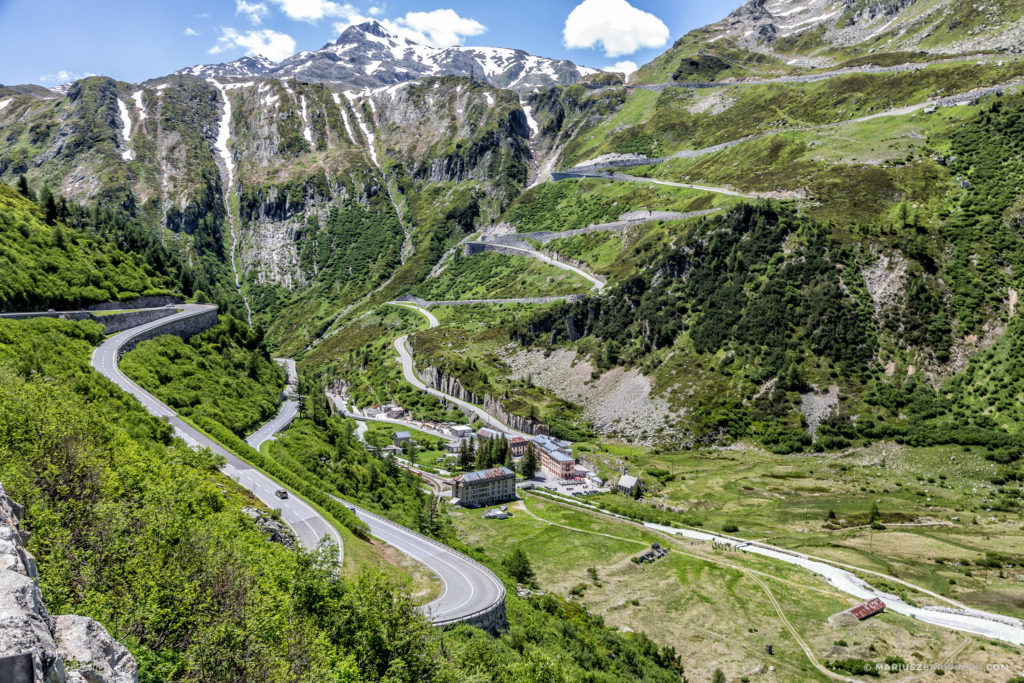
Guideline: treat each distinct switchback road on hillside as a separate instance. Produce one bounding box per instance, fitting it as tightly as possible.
[566,80,1023,176]
[338,499,505,625]
[90,304,344,562]
[93,305,506,627]
[387,302,532,439]
[246,358,300,451]
[628,54,1014,93]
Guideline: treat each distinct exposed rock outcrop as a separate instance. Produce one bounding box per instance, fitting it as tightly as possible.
[0,483,138,683]
[242,507,297,549]
[419,366,550,436]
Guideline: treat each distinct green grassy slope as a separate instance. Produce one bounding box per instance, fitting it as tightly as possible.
[0,183,174,310]
[121,315,284,437]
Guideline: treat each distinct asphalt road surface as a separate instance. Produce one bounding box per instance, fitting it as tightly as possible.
[90,304,343,562]
[245,397,300,450]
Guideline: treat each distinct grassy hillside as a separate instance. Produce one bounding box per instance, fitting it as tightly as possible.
[121,315,284,437]
[412,252,591,300]
[0,183,174,310]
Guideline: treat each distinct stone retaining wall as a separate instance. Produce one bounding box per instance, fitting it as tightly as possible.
[87,295,182,311]
[420,366,550,436]
[445,600,507,634]
[114,308,219,359]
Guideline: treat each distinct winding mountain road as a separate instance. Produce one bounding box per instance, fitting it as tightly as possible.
[245,358,300,451]
[387,302,531,439]
[91,305,504,627]
[90,304,343,562]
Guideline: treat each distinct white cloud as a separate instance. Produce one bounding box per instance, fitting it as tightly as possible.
[267,0,355,23]
[39,69,95,83]
[333,8,486,47]
[184,27,200,36]
[602,60,637,75]
[369,5,383,16]
[209,28,297,62]
[564,0,669,57]
[392,9,485,47]
[236,1,269,24]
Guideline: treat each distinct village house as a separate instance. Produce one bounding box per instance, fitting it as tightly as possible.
[450,467,517,507]
[450,425,475,439]
[476,427,500,442]
[616,474,641,496]
[392,431,412,447]
[509,437,529,457]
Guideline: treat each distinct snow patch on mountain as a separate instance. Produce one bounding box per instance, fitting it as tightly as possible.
[116,98,134,161]
[300,95,312,144]
[0,98,11,111]
[331,92,355,144]
[520,100,539,137]
[131,90,147,121]
[344,91,378,168]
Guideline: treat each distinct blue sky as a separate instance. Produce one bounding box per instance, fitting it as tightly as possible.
[0,0,732,86]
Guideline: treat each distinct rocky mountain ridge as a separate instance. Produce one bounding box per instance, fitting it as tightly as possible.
[714,0,1024,61]
[174,55,278,79]
[174,21,597,92]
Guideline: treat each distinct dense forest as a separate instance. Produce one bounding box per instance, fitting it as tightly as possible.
[0,178,243,315]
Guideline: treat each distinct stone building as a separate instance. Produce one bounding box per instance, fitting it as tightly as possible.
[451,467,516,507]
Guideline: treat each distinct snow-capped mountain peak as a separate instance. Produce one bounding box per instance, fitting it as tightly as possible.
[173,55,277,80]
[269,21,596,91]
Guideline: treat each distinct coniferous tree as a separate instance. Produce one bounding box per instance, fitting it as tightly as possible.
[16,175,33,200]
[503,546,536,585]
[519,443,538,478]
[459,439,474,469]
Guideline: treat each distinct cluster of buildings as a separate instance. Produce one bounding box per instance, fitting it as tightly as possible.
[529,434,576,480]
[364,403,408,420]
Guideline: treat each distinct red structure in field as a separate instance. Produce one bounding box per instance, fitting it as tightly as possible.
[848,598,886,620]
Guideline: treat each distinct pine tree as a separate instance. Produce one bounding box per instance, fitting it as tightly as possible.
[459,439,473,469]
[519,443,538,478]
[40,186,57,225]
[503,547,536,585]
[16,175,33,201]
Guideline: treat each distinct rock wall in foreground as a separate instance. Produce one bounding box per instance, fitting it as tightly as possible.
[0,483,138,683]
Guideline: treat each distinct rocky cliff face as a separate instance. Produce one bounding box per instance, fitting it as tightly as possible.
[709,0,1024,59]
[420,366,550,435]
[0,483,138,683]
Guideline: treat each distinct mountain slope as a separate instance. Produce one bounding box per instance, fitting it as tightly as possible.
[637,0,1024,84]
[0,183,175,311]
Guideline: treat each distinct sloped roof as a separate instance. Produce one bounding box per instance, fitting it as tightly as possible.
[618,474,638,488]
[455,467,515,484]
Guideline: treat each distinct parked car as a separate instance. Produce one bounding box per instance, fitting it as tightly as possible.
[275,489,288,499]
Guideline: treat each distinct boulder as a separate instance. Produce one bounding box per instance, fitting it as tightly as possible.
[0,570,64,683]
[54,615,138,683]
